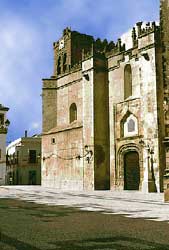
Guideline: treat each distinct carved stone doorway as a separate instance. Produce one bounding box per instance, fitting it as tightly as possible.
[124,151,140,190]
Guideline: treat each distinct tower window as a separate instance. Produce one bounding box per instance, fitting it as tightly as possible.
[70,103,77,123]
[124,64,132,99]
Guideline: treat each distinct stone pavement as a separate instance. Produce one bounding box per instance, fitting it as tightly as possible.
[0,185,169,223]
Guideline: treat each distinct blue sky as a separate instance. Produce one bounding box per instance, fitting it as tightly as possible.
[0,0,159,142]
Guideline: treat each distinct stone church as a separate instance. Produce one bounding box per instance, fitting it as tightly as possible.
[42,0,169,192]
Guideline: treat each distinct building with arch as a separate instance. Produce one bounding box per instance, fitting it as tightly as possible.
[42,0,169,192]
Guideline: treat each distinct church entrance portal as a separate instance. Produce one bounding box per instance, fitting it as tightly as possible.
[124,151,140,190]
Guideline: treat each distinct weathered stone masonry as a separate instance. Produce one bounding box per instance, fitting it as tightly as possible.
[161,0,169,181]
[42,1,169,192]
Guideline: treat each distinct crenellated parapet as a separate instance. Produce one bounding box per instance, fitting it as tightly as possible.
[81,37,126,62]
[105,38,126,57]
[136,22,157,38]
[94,38,125,54]
[50,22,159,80]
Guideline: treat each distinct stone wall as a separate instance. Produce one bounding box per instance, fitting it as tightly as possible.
[93,55,110,190]
[42,18,166,192]
[108,24,161,192]
[42,127,83,190]
[42,70,84,190]
[56,71,82,127]
[160,0,169,136]
[82,53,110,190]
[42,79,57,133]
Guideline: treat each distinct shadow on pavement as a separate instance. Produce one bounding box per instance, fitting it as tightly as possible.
[1,234,169,250]
[0,233,41,250]
[50,236,169,250]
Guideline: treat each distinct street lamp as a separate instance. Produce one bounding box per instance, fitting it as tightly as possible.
[139,139,157,192]
[84,145,93,164]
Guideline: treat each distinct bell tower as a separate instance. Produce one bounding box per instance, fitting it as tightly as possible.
[53,27,94,77]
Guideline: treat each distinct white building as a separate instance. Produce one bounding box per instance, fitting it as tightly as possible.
[6,132,41,185]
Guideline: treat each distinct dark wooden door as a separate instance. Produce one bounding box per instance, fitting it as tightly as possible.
[124,151,140,190]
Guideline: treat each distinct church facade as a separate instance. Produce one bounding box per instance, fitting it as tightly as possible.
[42,0,169,192]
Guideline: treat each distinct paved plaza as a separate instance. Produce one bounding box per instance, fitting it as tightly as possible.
[0,186,169,249]
[0,186,169,222]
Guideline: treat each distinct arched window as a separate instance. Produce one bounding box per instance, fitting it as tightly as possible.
[122,113,138,137]
[69,103,77,123]
[124,64,132,99]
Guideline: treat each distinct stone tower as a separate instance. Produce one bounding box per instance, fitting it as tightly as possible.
[42,28,94,133]
[42,28,110,190]
[41,3,169,192]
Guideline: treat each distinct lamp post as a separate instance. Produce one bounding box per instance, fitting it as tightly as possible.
[84,145,93,164]
[139,139,157,192]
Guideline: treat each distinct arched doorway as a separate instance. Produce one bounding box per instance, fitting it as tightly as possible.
[124,151,140,190]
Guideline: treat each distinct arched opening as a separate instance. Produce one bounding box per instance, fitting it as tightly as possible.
[124,64,132,99]
[69,103,77,123]
[121,113,138,138]
[124,151,140,190]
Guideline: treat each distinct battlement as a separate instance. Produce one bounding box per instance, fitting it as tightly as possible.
[52,22,159,79]
[136,21,157,38]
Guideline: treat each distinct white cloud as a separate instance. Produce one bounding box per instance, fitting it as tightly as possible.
[28,121,41,134]
[0,15,44,140]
